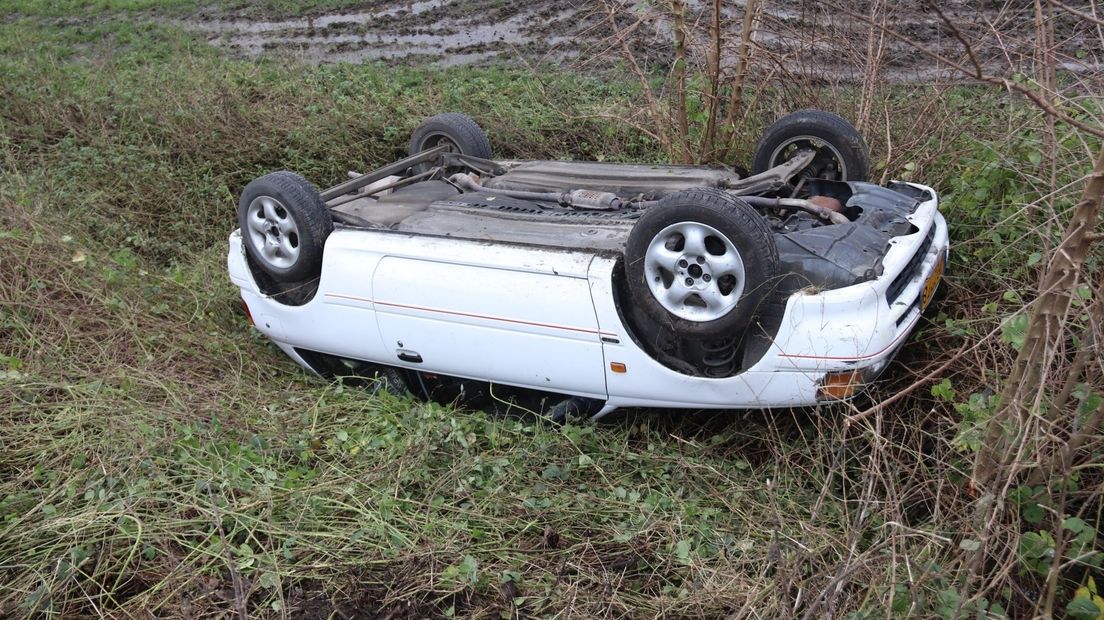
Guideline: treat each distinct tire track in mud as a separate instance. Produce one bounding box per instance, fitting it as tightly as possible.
[178,0,583,67]
[174,0,1102,83]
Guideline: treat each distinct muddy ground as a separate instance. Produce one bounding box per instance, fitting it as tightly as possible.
[172,0,1103,83]
[177,0,581,68]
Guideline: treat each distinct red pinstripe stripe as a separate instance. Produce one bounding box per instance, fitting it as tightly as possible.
[324,292,618,338]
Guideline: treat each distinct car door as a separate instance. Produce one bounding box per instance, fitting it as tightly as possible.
[372,250,608,399]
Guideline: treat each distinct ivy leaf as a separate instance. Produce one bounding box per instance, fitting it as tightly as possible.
[1066,595,1102,620]
[931,378,956,401]
[1000,313,1029,350]
[959,538,981,552]
[1064,517,1089,534]
[1023,503,1045,524]
[675,539,692,564]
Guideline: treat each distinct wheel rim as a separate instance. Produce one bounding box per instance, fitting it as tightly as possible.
[245,195,300,270]
[420,132,459,154]
[415,131,462,173]
[768,134,847,180]
[644,221,746,322]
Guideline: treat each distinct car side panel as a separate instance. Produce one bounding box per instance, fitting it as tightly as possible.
[233,229,611,398]
[373,256,608,399]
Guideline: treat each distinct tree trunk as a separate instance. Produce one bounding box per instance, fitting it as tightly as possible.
[972,144,1104,490]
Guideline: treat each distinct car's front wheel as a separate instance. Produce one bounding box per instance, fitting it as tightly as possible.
[625,188,779,340]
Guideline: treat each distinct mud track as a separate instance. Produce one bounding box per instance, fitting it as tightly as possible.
[176,0,1102,83]
[179,0,583,67]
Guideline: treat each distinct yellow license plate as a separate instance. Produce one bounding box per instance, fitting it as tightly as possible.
[922,253,945,310]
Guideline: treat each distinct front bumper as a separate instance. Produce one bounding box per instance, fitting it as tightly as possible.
[767,184,947,371]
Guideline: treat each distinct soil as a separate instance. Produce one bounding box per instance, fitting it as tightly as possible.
[172,0,1102,82]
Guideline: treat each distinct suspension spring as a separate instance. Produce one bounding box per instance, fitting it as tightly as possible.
[700,337,740,378]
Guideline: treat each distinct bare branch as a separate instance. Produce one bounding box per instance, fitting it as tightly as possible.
[697,0,724,162]
[1051,0,1104,26]
[718,0,760,161]
[670,0,692,163]
[924,0,984,78]
[825,1,1104,139]
[845,341,972,428]
[598,0,675,157]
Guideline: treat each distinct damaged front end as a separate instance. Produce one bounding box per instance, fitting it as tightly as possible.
[613,177,944,380]
[770,179,931,294]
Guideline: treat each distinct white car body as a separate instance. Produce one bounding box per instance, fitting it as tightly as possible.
[229,182,948,418]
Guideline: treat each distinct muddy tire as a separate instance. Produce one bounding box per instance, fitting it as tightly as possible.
[751,109,870,182]
[408,113,492,174]
[625,188,779,339]
[545,396,603,423]
[238,171,332,283]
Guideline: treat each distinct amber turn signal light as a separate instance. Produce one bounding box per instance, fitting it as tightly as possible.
[610,362,627,374]
[818,370,862,400]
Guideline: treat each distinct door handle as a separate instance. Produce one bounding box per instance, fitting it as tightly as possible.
[396,349,423,364]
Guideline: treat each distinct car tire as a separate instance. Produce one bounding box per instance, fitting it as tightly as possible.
[238,171,333,283]
[370,367,412,398]
[545,396,603,423]
[751,109,870,182]
[408,112,492,174]
[625,188,779,339]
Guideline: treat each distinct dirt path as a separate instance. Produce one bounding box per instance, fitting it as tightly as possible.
[174,0,1102,82]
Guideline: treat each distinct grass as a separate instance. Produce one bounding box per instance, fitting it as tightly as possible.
[1,9,1101,619]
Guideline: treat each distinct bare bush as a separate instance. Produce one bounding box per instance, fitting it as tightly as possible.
[584,0,1104,615]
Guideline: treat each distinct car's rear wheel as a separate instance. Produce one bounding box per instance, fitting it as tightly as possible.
[238,171,332,283]
[751,109,870,182]
[625,188,779,339]
[408,112,493,174]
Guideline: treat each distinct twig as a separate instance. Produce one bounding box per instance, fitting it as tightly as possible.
[718,0,760,161]
[924,1,984,78]
[1051,0,1104,26]
[857,0,888,134]
[670,0,691,162]
[599,0,675,157]
[878,105,893,186]
[207,486,249,620]
[697,0,723,162]
[845,341,971,427]
[825,1,1104,140]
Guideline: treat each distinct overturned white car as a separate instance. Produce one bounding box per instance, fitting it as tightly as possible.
[228,111,948,419]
